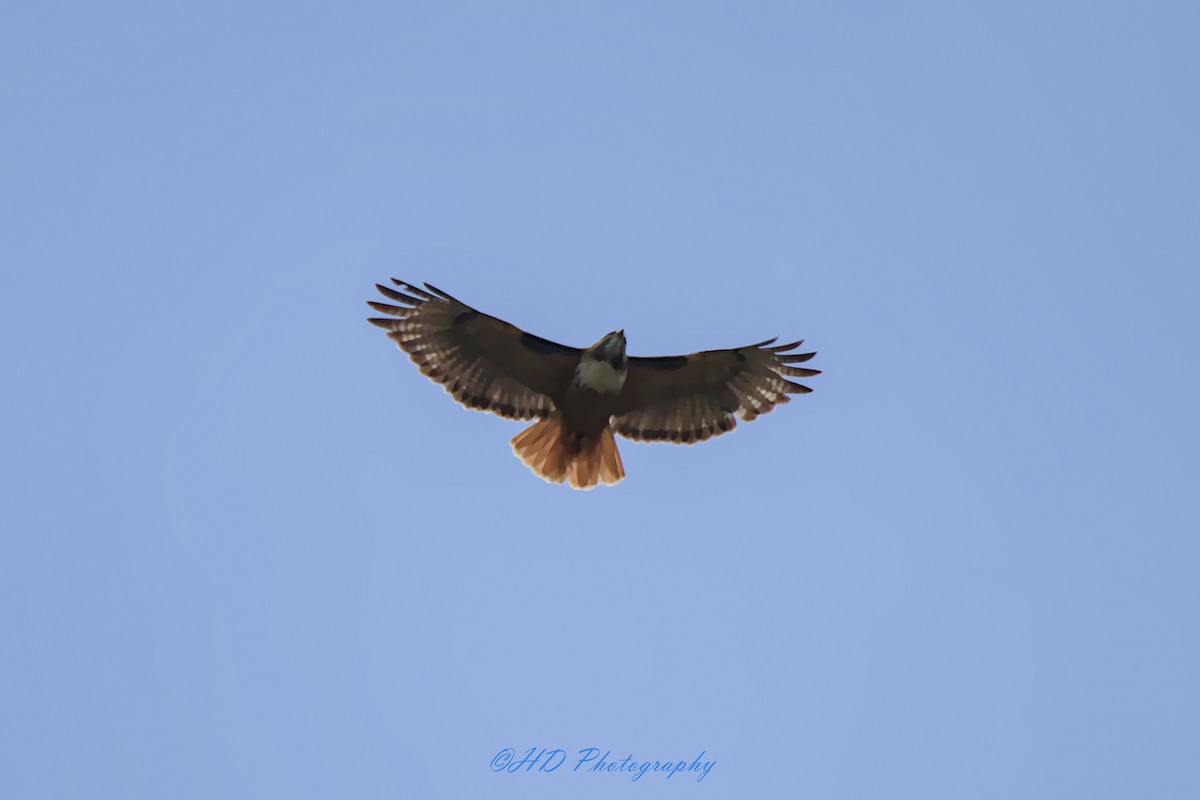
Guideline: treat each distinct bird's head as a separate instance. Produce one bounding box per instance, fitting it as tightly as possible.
[589,329,626,369]
[575,330,628,394]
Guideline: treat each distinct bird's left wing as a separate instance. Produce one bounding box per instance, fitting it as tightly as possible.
[613,338,820,443]
[367,280,581,420]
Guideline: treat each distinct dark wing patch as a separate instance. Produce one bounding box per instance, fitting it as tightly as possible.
[520,332,581,357]
[631,355,689,371]
[368,280,582,420]
[613,338,819,444]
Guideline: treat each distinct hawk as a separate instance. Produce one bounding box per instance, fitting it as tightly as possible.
[367,280,821,489]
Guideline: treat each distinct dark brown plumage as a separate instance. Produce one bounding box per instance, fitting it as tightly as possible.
[368,280,820,489]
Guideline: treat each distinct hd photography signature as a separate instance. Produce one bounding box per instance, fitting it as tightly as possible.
[490,746,716,782]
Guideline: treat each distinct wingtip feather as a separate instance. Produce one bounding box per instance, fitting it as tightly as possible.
[390,279,437,300]
[423,282,458,302]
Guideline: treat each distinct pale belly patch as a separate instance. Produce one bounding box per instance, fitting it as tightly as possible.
[576,359,627,394]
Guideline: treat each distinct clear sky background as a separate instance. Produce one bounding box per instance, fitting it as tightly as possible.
[3,2,1197,798]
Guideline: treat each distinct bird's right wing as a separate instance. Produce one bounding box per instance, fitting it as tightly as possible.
[367,280,581,420]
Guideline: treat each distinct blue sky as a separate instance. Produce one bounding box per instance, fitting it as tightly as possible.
[3,2,1198,797]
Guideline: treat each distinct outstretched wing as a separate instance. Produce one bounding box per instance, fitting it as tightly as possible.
[613,338,819,444]
[367,280,581,420]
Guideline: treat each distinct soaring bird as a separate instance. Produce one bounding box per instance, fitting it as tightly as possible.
[367,280,820,489]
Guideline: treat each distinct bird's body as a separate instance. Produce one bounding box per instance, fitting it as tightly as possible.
[367,280,820,489]
[561,381,622,437]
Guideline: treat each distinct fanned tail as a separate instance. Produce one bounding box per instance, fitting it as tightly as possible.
[510,417,625,490]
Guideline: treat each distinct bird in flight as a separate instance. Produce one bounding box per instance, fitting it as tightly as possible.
[367,280,820,489]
